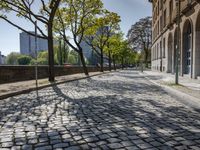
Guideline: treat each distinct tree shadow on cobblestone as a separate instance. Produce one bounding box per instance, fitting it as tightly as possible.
[0,71,200,149]
[50,80,200,149]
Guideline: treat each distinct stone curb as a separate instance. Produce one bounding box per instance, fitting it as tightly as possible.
[139,72,200,110]
[0,71,116,100]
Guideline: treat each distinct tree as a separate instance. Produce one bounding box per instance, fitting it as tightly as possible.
[103,32,125,70]
[84,11,121,72]
[116,40,132,69]
[38,51,48,60]
[31,51,49,65]
[0,0,61,81]
[104,32,124,71]
[127,51,141,67]
[54,37,69,65]
[31,50,58,65]
[127,16,152,67]
[67,50,79,65]
[6,52,21,65]
[105,32,138,70]
[17,55,32,65]
[54,0,103,75]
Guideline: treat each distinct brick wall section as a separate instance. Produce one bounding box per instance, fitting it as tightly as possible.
[0,65,111,84]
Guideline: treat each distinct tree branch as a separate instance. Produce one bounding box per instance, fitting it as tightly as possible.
[0,15,47,39]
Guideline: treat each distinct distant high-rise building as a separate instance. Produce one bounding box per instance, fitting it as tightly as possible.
[80,41,99,65]
[20,32,48,56]
[80,27,110,65]
[0,51,6,65]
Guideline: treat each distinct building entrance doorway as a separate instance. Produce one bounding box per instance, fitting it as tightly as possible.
[183,21,192,75]
[167,33,173,73]
[185,34,192,74]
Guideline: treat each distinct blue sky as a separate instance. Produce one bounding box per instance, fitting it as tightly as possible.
[0,0,151,56]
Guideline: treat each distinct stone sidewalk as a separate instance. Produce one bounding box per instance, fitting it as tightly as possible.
[0,71,109,100]
[142,70,200,100]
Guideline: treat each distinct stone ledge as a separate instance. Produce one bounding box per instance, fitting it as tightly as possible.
[0,65,115,84]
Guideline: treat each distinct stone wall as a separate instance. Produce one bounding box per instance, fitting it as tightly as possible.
[0,65,111,84]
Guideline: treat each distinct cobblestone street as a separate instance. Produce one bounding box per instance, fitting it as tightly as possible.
[0,70,200,150]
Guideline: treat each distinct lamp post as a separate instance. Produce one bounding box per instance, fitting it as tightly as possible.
[175,0,181,85]
[35,21,39,99]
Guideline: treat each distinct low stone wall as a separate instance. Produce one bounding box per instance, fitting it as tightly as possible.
[0,65,111,84]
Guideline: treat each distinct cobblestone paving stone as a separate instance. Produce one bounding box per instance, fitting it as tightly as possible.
[0,70,200,150]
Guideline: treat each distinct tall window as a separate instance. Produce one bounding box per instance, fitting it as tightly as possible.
[164,10,166,27]
[169,0,173,22]
[160,41,162,59]
[163,38,166,58]
[157,43,159,59]
[156,45,158,60]
[152,48,154,60]
[160,16,162,32]
[160,0,163,10]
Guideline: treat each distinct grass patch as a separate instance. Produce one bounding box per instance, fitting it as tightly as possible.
[162,82,186,89]
[167,83,184,87]
[38,80,49,85]
[165,83,192,91]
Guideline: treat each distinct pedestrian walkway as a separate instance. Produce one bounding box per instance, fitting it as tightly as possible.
[142,70,200,100]
[0,71,108,100]
[0,70,200,149]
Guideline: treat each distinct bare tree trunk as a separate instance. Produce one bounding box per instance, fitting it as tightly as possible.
[48,25,55,82]
[47,0,61,82]
[100,49,104,72]
[108,50,111,71]
[79,50,89,75]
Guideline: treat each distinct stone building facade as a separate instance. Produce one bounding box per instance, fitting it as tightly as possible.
[149,0,200,79]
